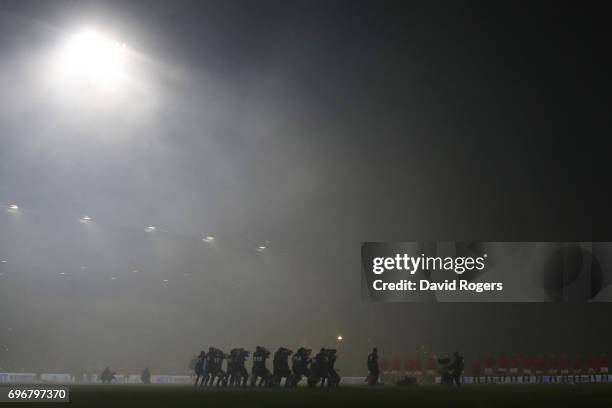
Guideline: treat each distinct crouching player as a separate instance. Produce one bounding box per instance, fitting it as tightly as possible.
[272,347,293,387]
[251,346,272,387]
[228,348,249,387]
[210,348,227,386]
[309,348,330,388]
[290,348,311,387]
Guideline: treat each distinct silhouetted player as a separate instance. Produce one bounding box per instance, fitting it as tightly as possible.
[194,350,206,387]
[228,348,249,387]
[211,348,227,386]
[273,347,293,386]
[326,349,340,387]
[141,368,151,384]
[203,347,216,386]
[367,348,379,385]
[100,367,116,384]
[251,346,272,387]
[312,348,329,387]
[291,348,311,387]
[449,352,464,387]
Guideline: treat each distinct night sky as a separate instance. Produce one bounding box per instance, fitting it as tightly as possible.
[0,1,607,375]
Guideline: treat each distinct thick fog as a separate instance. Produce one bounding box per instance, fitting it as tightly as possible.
[0,1,606,376]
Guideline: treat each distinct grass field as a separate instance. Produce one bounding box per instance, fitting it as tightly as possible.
[8,384,612,408]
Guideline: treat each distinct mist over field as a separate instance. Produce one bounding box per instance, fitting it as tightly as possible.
[0,1,605,376]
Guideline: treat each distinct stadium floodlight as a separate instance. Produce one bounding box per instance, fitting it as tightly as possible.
[80,215,92,223]
[203,235,215,243]
[57,28,127,89]
[162,279,169,283]
[256,245,267,252]
[0,260,7,263]
[337,335,343,341]
[6,204,19,213]
[145,225,156,232]
[110,276,117,280]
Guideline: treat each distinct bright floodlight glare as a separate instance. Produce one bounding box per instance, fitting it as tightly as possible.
[58,28,127,88]
[145,225,156,232]
[203,235,215,243]
[80,215,92,223]
[337,335,343,341]
[6,204,19,213]
[257,245,267,252]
